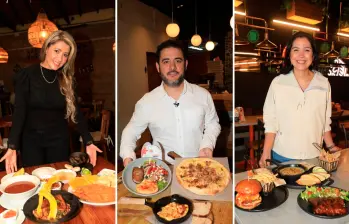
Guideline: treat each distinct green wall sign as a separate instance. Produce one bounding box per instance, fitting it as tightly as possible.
[247,29,259,44]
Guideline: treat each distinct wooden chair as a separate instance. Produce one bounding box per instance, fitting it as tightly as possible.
[80,109,111,160]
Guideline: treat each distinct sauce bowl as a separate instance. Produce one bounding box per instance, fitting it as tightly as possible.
[0,175,40,200]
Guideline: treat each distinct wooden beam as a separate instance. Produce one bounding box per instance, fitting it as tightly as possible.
[0,11,16,31]
[57,0,70,25]
[9,0,25,26]
[23,0,36,22]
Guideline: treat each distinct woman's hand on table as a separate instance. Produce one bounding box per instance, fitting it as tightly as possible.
[86,144,102,167]
[259,151,271,168]
[199,148,213,157]
[0,149,17,174]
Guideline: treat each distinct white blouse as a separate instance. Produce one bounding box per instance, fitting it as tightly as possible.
[263,71,332,159]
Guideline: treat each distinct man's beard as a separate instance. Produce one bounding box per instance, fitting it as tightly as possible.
[160,72,185,87]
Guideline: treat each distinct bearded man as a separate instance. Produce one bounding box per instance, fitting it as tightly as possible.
[120,40,221,166]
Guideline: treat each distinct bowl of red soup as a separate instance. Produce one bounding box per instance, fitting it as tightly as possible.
[0,175,40,200]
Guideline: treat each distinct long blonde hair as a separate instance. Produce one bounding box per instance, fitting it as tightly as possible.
[40,30,77,123]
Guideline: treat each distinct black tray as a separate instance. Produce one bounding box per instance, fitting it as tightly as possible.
[23,190,82,223]
[235,186,289,212]
[297,189,349,219]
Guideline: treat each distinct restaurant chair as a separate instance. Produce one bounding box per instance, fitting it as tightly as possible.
[339,121,349,148]
[79,109,111,160]
[244,119,264,170]
[91,99,105,118]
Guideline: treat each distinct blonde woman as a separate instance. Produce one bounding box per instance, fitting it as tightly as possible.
[0,30,102,173]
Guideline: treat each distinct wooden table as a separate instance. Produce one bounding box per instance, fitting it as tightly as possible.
[0,156,115,224]
[117,171,233,224]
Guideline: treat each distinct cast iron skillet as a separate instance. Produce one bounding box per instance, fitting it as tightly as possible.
[266,159,309,185]
[118,194,193,224]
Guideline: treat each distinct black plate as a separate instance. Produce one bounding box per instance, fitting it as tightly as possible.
[235,186,289,212]
[271,167,334,189]
[297,189,349,219]
[23,190,82,223]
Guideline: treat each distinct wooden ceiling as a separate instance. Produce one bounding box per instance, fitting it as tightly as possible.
[0,0,115,32]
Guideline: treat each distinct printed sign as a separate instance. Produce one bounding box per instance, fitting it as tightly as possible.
[328,58,349,77]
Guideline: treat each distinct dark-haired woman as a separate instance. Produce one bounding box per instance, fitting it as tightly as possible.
[259,32,341,168]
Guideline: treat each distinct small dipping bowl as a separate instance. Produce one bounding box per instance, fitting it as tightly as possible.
[52,169,77,184]
[0,209,18,224]
[38,174,62,191]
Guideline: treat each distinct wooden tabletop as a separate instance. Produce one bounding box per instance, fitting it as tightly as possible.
[0,156,115,224]
[117,170,233,224]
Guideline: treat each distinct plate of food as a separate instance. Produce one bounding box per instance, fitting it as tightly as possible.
[235,179,289,212]
[23,190,81,223]
[68,170,115,206]
[175,158,231,196]
[122,157,171,197]
[297,186,349,219]
[275,166,334,189]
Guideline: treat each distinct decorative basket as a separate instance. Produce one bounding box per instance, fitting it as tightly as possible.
[318,158,339,172]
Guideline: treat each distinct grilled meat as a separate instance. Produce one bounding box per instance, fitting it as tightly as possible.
[132,167,144,184]
[310,198,347,216]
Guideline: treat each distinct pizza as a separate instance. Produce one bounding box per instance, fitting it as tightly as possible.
[176,158,231,195]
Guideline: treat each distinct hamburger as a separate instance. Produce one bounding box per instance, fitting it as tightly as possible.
[235,179,262,210]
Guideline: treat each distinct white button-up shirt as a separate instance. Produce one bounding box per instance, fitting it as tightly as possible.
[263,71,331,159]
[120,80,221,163]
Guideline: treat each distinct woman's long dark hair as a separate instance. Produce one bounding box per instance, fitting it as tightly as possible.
[280,31,319,75]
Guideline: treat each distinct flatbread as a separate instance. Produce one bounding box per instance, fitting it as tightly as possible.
[176,158,231,195]
[136,179,158,194]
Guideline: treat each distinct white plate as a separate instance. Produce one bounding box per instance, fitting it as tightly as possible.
[31,167,56,179]
[0,210,25,224]
[67,186,115,206]
[1,173,29,184]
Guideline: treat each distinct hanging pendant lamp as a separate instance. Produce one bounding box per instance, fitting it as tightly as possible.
[205,16,215,51]
[191,0,202,46]
[166,0,180,38]
[0,47,8,63]
[28,9,58,48]
[256,30,277,50]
